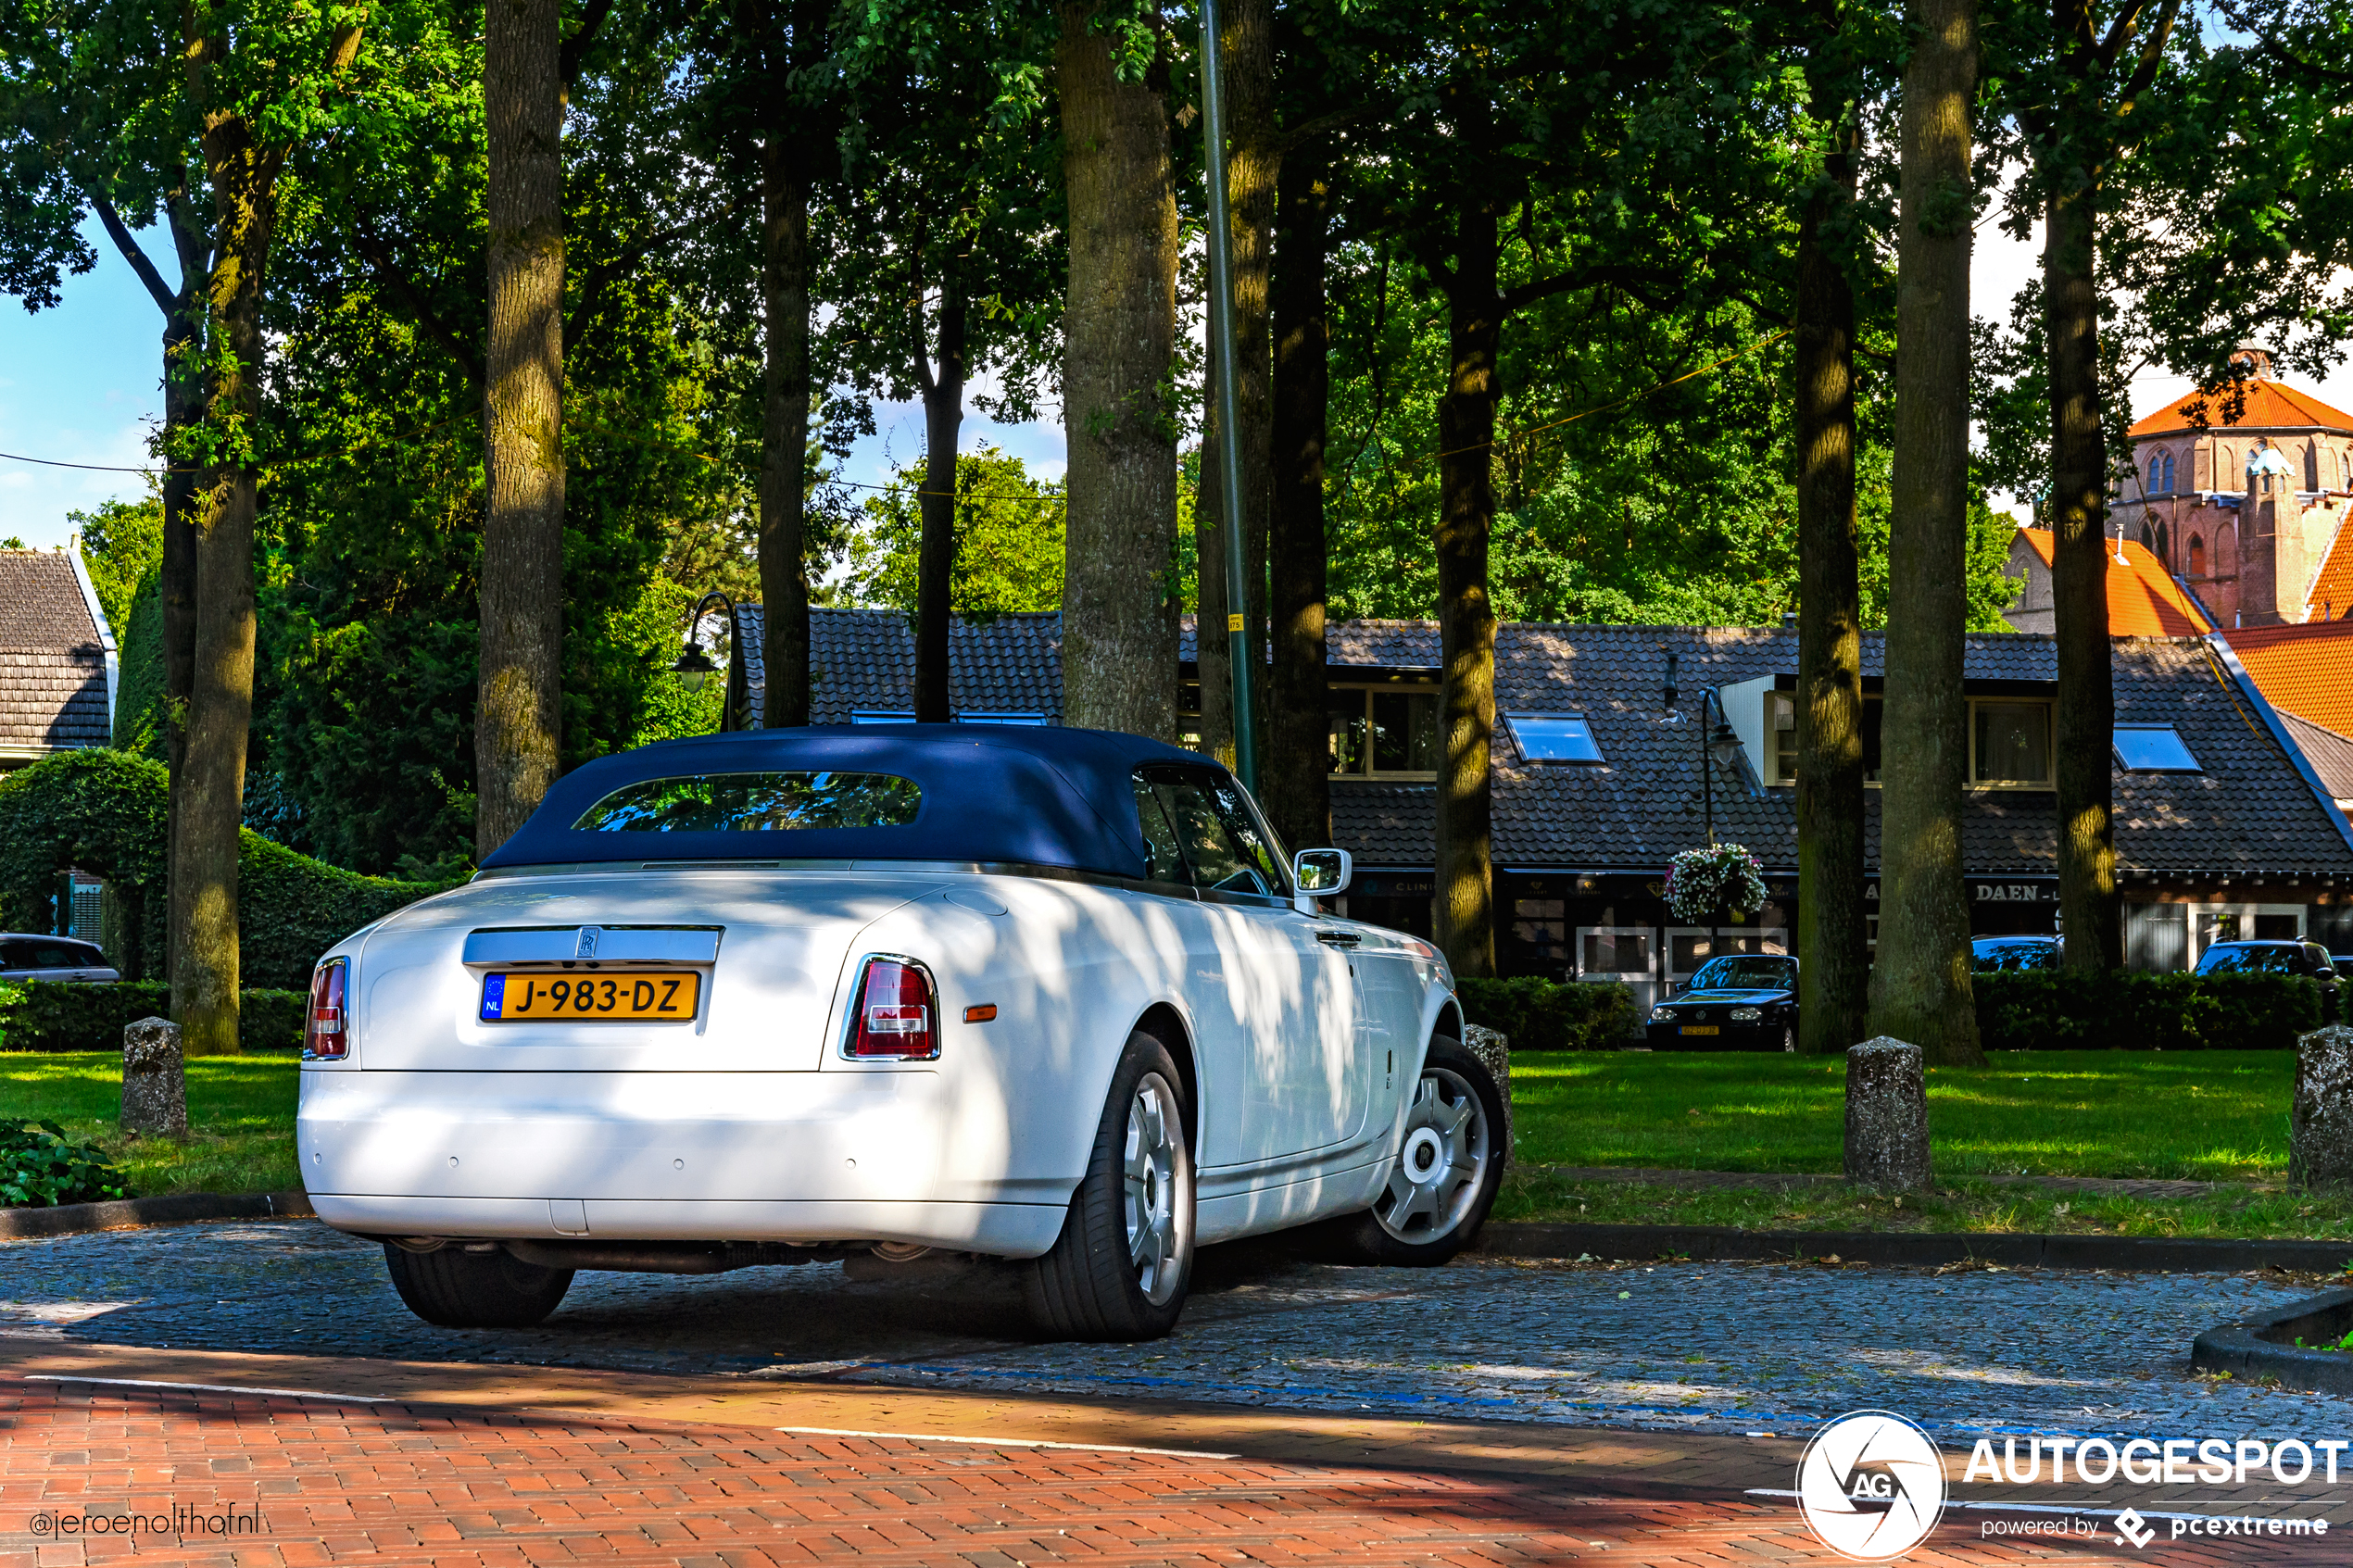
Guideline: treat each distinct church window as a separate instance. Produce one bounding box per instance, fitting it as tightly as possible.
[2189,534,2207,575]
[2162,451,2175,492]
[2149,455,2163,494]
[2308,445,2322,491]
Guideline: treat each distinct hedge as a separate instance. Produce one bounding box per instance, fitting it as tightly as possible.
[1973,970,2325,1051]
[1456,976,1641,1051]
[0,748,452,988]
[0,981,308,1053]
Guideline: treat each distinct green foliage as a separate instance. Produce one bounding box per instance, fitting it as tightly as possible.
[1974,971,2326,1051]
[827,448,1066,620]
[0,1117,130,1206]
[0,1053,300,1196]
[113,573,169,762]
[1456,976,1641,1052]
[0,982,306,1053]
[71,497,163,644]
[0,749,447,987]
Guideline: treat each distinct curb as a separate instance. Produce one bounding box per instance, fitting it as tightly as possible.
[2193,1287,2353,1393]
[0,1189,314,1240]
[1476,1221,2353,1274]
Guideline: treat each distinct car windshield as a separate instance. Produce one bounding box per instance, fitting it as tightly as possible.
[1687,957,1793,990]
[573,771,922,832]
[2197,944,2301,975]
[1973,939,2057,972]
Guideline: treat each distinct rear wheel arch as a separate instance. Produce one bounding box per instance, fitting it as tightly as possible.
[1130,1002,1199,1149]
[1432,998,1465,1058]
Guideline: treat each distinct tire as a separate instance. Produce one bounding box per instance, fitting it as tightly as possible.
[1022,1032,1195,1341]
[1326,1033,1505,1266]
[383,1242,573,1328]
[1780,1023,1798,1054]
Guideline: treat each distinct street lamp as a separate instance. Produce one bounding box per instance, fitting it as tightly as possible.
[1697,686,1743,976]
[670,591,736,725]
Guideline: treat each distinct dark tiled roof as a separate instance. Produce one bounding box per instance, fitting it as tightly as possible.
[712,608,2353,877]
[1177,615,1441,670]
[0,551,107,756]
[735,604,1063,723]
[2281,709,2353,806]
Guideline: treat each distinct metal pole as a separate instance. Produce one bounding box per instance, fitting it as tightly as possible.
[1200,0,1258,792]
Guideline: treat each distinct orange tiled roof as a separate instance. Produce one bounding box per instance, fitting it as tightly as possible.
[2130,379,2353,438]
[2014,529,2214,635]
[2312,521,2353,624]
[2222,619,2353,737]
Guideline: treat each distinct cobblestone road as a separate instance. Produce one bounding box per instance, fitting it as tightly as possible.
[0,1220,2333,1444]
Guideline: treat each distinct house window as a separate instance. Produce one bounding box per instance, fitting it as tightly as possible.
[1328,684,1440,777]
[2113,725,2201,771]
[1763,691,1881,786]
[1971,700,2053,786]
[1505,713,1604,763]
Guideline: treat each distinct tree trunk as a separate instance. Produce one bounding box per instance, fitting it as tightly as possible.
[159,188,205,988]
[1870,0,1983,1064]
[1794,90,1868,1056]
[2046,183,2120,970]
[478,0,567,855]
[915,276,967,723]
[1196,407,1233,763]
[1223,0,1275,767]
[1266,147,1334,852]
[1434,204,1500,980]
[1055,1,1179,740]
[758,10,821,729]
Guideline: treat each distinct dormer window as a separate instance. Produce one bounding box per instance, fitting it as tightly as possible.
[1972,701,2053,786]
[1329,684,1439,777]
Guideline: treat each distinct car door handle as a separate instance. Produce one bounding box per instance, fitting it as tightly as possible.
[1315,930,1362,948]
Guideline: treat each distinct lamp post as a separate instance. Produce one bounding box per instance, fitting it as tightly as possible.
[670,590,737,731]
[1700,687,1743,972]
[1201,0,1257,792]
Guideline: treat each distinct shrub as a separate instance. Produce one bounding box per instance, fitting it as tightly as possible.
[0,747,453,987]
[1457,976,1640,1051]
[0,981,308,1053]
[0,1119,130,1206]
[1973,970,2325,1051]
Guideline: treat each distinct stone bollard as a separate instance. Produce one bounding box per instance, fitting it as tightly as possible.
[2291,1025,2353,1187]
[1844,1036,1931,1192]
[121,1016,188,1138]
[1461,1023,1514,1160]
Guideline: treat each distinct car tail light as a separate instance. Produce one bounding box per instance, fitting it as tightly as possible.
[847,957,937,1060]
[305,959,348,1060]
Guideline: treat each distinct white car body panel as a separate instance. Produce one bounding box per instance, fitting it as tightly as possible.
[300,861,1454,1259]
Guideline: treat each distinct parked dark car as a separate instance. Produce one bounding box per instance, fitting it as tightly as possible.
[2195,939,2339,1019]
[1645,954,1799,1051]
[0,934,118,985]
[1971,935,2063,972]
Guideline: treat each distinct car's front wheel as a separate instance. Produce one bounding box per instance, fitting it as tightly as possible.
[383,1242,573,1327]
[1325,1034,1504,1266]
[1022,1032,1195,1341]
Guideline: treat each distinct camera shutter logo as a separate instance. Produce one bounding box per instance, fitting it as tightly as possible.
[1795,1411,1947,1561]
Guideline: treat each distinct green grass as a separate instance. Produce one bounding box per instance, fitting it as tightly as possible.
[0,1051,299,1198]
[1510,1049,2293,1181]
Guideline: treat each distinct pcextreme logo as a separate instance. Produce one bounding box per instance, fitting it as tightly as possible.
[1796,1411,1948,1562]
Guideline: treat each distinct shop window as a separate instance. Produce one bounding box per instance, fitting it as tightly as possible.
[2113,725,2200,772]
[1509,898,1570,973]
[1577,927,1656,980]
[1329,684,1440,777]
[1970,700,2053,787]
[1667,927,1789,978]
[1505,713,1604,763]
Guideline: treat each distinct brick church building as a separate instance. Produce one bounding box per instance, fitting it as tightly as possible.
[2113,347,2353,627]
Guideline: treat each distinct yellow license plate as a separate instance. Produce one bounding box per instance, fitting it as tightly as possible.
[479,970,701,1022]
[1680,1024,1719,1035]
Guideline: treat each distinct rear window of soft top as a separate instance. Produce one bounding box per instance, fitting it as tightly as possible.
[573,771,922,833]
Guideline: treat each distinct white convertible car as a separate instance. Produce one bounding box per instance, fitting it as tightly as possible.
[297,726,1502,1340]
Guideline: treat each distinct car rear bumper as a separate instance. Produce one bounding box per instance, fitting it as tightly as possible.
[297,1068,1080,1257]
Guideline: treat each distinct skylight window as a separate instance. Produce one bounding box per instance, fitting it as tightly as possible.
[1508,714,1604,763]
[2113,725,2201,772]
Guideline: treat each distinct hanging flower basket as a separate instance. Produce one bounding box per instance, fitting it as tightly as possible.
[1664,844,1767,924]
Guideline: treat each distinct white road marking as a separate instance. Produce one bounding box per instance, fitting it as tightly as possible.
[22,1374,389,1401]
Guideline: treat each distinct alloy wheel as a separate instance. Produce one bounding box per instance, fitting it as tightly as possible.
[1124,1074,1185,1305]
[1374,1066,1491,1244]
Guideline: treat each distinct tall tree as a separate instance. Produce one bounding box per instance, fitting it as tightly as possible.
[478,0,567,852]
[1056,2,1180,740]
[1793,22,1876,1055]
[1870,0,1984,1063]
[1265,141,1336,851]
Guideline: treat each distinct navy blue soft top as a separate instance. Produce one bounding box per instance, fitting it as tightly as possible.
[477,725,1220,878]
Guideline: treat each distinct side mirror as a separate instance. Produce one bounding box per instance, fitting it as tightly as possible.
[1293,847,1353,896]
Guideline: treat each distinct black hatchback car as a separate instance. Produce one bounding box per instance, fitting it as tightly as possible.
[2194,939,2340,1018]
[1645,954,1799,1051]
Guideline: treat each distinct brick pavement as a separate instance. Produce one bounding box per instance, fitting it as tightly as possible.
[0,1378,2337,1568]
